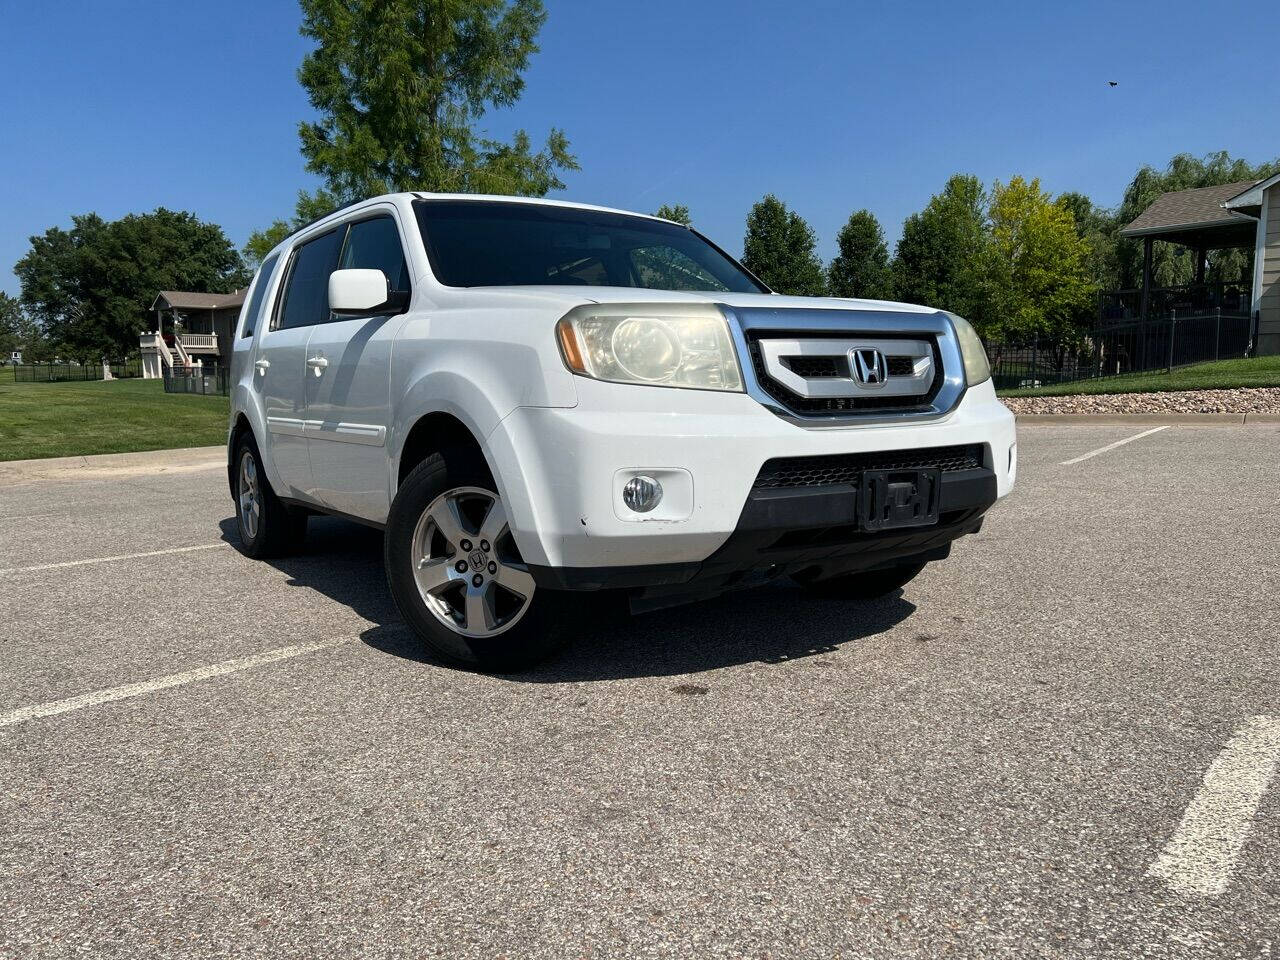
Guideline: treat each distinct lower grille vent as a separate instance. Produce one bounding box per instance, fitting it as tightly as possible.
[754,444,986,489]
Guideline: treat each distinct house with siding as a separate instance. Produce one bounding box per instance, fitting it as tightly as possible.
[1115,175,1280,356]
[139,289,245,378]
[1222,174,1280,355]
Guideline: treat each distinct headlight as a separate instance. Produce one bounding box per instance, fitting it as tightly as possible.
[949,314,991,386]
[556,304,743,392]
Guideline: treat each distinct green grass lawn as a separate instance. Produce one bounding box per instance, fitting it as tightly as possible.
[0,377,229,461]
[997,355,1280,398]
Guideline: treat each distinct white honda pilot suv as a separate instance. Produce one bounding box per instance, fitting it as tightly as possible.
[229,193,1016,669]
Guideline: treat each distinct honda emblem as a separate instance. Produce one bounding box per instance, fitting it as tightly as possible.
[852,348,887,387]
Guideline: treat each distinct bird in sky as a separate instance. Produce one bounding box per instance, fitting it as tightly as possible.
[1108,81,1118,87]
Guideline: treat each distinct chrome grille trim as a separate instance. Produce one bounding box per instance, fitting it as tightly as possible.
[757,337,934,399]
[719,305,968,428]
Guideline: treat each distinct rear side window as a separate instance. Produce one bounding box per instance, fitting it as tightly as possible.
[240,253,280,338]
[274,228,342,330]
[340,216,410,297]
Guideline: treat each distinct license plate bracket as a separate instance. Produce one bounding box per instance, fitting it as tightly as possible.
[859,468,941,531]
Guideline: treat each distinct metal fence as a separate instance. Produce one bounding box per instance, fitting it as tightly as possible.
[163,366,230,396]
[10,360,144,382]
[1097,281,1252,325]
[987,309,1254,390]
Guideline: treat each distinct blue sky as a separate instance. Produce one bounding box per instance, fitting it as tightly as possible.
[1,0,1276,296]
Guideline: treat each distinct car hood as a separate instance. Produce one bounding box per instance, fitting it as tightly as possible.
[470,286,939,316]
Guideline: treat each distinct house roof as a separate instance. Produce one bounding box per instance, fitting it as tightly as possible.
[1221,172,1280,214]
[1119,181,1260,245]
[152,289,246,311]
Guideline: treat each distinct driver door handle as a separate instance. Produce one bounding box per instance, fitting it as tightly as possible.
[307,356,329,377]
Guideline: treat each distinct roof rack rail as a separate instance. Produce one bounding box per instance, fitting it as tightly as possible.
[286,195,372,240]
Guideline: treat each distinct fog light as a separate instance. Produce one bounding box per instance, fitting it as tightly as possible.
[622,475,663,513]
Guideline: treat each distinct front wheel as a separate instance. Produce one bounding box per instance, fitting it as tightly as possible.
[793,561,927,600]
[385,449,578,671]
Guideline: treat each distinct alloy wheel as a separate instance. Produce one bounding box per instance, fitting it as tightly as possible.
[238,449,261,541]
[410,486,536,638]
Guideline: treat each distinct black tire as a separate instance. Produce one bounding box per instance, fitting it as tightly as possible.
[232,433,307,558]
[384,448,579,672]
[793,561,927,600]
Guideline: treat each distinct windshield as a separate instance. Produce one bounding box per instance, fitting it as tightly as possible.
[414,200,767,293]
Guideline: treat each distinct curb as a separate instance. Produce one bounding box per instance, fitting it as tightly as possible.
[0,445,226,484]
[1015,413,1279,425]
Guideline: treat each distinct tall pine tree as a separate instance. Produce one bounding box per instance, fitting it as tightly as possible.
[248,0,579,257]
[297,0,576,201]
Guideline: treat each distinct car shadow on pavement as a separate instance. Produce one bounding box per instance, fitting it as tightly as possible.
[219,515,918,682]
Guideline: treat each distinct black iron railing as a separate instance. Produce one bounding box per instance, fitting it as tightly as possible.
[1098,281,1252,324]
[988,308,1254,390]
[10,360,144,382]
[162,365,230,396]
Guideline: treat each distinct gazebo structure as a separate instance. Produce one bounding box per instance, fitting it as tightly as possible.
[1114,176,1280,356]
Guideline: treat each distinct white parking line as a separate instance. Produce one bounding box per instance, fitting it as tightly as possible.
[0,638,350,728]
[1147,716,1280,896]
[0,543,228,575]
[1060,425,1169,465]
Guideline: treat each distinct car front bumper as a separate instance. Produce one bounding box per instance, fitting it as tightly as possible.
[485,376,1016,578]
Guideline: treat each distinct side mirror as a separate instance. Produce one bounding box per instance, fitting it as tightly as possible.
[329,268,392,315]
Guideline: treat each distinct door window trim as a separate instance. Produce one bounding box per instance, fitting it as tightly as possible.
[270,226,343,333]
[326,212,413,324]
[240,253,281,339]
[269,211,413,332]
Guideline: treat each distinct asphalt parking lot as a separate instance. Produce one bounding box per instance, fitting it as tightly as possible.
[1,422,1278,959]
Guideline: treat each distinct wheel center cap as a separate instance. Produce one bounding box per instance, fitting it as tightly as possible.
[468,549,487,572]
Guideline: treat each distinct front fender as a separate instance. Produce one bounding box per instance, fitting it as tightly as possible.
[390,370,509,482]
[228,378,288,498]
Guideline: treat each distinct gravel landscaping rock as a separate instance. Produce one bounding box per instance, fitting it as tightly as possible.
[1002,386,1280,416]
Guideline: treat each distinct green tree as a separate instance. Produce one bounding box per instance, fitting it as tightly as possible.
[653,204,691,226]
[243,220,293,269]
[0,292,49,360]
[15,210,247,359]
[891,175,989,322]
[741,195,825,296]
[1057,192,1119,288]
[984,177,1095,342]
[295,0,576,205]
[1116,151,1280,288]
[244,188,344,267]
[1056,191,1119,326]
[828,210,892,300]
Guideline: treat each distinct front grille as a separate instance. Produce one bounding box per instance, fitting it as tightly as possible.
[782,354,918,379]
[781,355,844,377]
[887,356,916,376]
[748,334,943,415]
[754,444,986,489]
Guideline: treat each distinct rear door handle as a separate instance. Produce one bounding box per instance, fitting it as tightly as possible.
[307,356,329,377]
[254,359,270,375]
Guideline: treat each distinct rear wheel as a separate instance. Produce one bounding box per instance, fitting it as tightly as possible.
[385,449,578,671]
[233,434,307,558]
[793,561,927,600]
